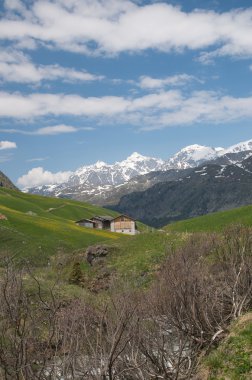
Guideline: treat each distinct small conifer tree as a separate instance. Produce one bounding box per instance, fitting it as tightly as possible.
[69,262,83,285]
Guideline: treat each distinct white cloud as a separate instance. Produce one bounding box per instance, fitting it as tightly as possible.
[0,49,104,84]
[35,125,78,135]
[1,1,252,59]
[0,140,17,150]
[138,74,199,89]
[0,91,131,119]
[142,91,252,130]
[17,167,72,188]
[2,90,252,129]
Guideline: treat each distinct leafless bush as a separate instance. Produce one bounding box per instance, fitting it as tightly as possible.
[147,227,252,377]
[216,225,252,318]
[1,226,252,379]
[0,261,62,380]
[53,289,141,379]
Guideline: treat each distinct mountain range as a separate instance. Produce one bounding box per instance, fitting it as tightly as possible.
[111,153,252,227]
[26,139,252,207]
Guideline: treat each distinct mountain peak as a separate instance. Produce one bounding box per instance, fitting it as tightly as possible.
[175,144,218,158]
[180,144,208,151]
[126,152,147,161]
[94,160,108,168]
[164,143,222,170]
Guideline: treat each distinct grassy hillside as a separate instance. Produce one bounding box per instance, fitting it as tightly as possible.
[0,188,120,264]
[0,188,181,291]
[79,231,181,290]
[201,313,252,380]
[165,204,252,233]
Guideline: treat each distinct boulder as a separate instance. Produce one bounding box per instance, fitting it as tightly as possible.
[86,245,109,266]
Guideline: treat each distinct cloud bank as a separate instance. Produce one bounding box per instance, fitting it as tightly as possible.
[1,90,252,130]
[1,1,252,59]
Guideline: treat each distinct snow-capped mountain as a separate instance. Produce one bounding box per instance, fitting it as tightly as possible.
[26,139,252,204]
[67,152,165,189]
[26,152,165,199]
[223,139,252,154]
[113,154,252,227]
[163,144,224,170]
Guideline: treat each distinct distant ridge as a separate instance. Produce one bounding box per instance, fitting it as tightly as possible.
[111,155,252,227]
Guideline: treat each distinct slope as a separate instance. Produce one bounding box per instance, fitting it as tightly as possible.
[200,312,252,380]
[165,204,252,233]
[0,188,180,291]
[0,188,120,264]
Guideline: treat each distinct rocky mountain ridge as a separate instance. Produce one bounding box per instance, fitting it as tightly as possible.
[111,154,252,227]
[26,139,252,205]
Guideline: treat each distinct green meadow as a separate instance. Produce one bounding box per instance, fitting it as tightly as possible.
[0,188,174,282]
[0,188,183,290]
[3,187,252,288]
[204,313,252,380]
[165,204,252,233]
[0,188,120,264]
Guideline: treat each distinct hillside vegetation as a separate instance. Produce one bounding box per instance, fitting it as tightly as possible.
[166,204,252,233]
[2,188,252,378]
[0,188,175,285]
[1,227,252,379]
[0,188,120,264]
[201,313,252,379]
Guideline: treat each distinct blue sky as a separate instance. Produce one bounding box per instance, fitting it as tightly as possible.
[1,0,252,187]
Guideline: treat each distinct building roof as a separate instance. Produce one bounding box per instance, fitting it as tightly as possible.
[76,215,134,224]
[75,218,95,224]
[91,215,114,222]
[111,214,136,221]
